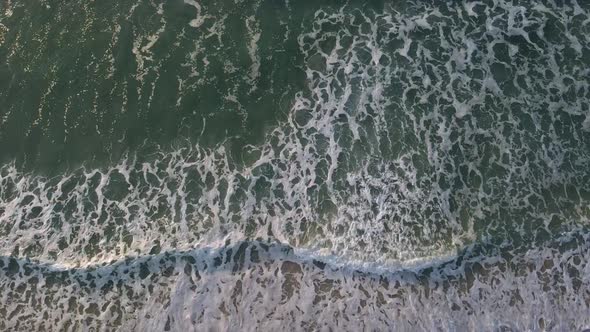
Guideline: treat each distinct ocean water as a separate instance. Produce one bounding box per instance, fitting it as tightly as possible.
[0,0,590,330]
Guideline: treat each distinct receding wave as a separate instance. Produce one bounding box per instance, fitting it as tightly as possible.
[2,233,590,331]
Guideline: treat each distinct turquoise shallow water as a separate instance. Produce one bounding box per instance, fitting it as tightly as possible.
[1,0,590,330]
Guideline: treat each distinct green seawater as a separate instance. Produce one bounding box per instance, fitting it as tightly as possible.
[1,0,590,330]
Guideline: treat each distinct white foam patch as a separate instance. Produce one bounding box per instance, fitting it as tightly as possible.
[0,23,7,45]
[185,0,209,28]
[246,16,261,91]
